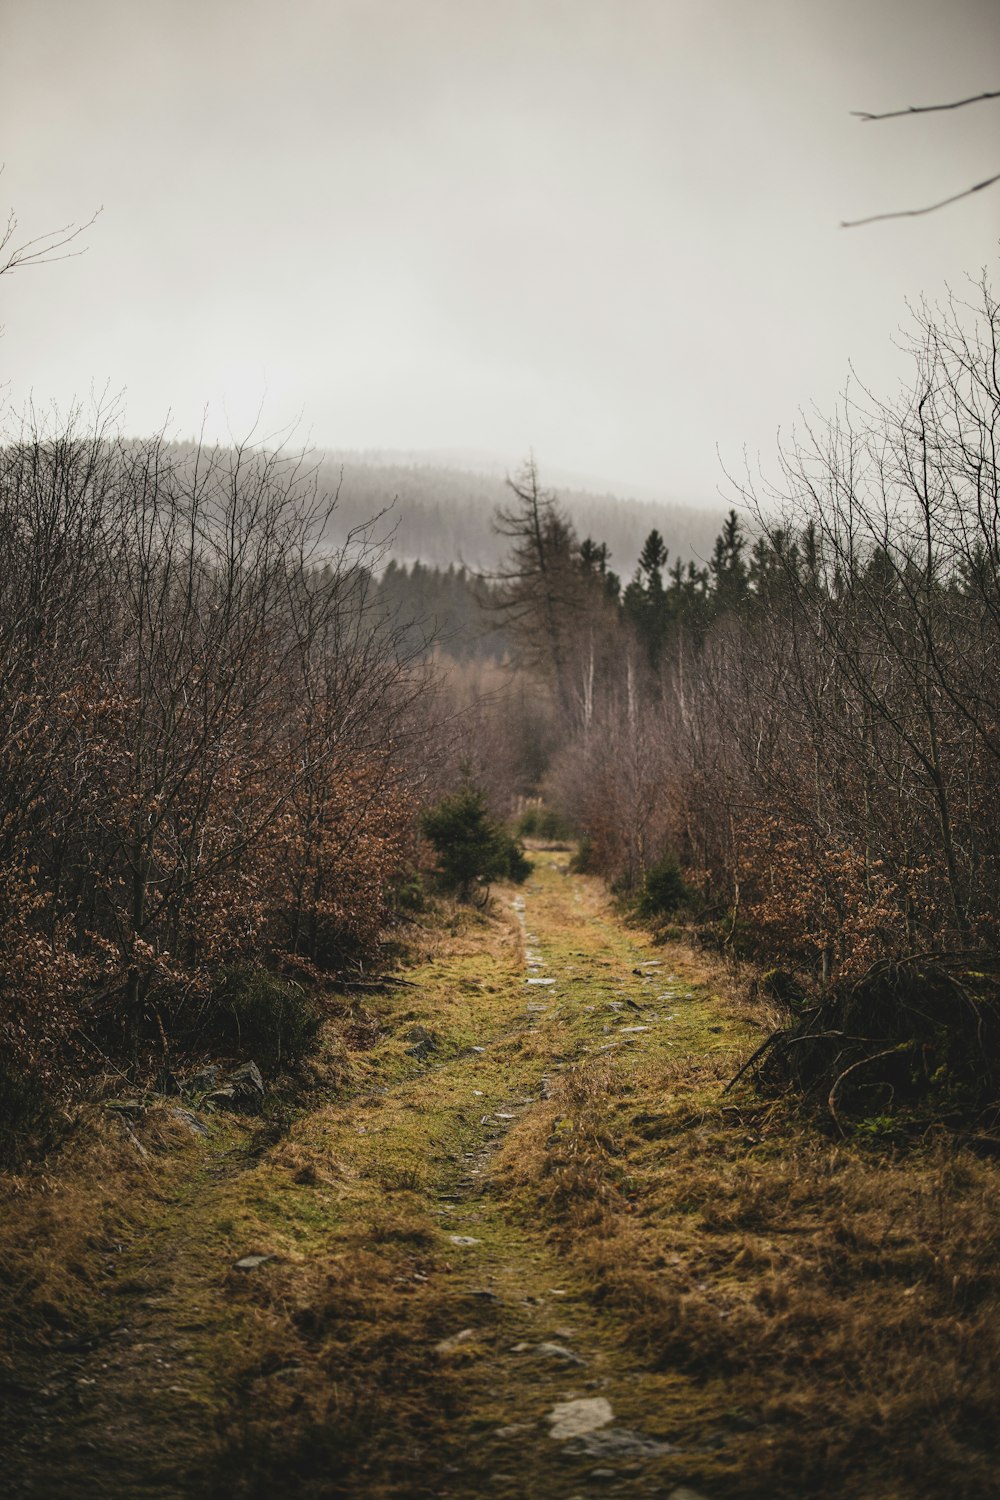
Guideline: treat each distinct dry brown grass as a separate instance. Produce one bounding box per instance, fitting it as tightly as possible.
[5,862,996,1500]
[494,1017,1000,1499]
[0,1103,219,1366]
[208,1212,475,1498]
[0,888,530,1499]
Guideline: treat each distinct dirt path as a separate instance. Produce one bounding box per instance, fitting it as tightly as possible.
[8,851,995,1500]
[6,851,741,1498]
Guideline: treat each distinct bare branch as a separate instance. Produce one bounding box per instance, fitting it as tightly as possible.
[0,206,102,277]
[852,89,1000,123]
[841,169,1000,229]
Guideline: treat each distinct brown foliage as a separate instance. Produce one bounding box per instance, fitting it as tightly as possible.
[0,418,423,1122]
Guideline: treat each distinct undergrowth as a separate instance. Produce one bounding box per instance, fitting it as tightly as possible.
[191,965,321,1074]
[735,954,1000,1136]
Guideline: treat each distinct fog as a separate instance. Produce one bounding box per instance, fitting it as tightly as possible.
[2,0,998,504]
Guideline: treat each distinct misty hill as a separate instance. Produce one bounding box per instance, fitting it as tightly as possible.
[315,453,723,576]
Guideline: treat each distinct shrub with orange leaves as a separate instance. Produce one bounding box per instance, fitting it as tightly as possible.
[0,425,425,1140]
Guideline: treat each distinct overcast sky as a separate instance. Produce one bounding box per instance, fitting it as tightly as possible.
[2,0,998,504]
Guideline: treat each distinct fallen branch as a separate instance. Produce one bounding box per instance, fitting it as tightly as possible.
[334,974,419,992]
[723,1032,780,1094]
[828,1045,908,1133]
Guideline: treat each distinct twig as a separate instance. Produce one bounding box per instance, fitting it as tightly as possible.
[73,1028,136,1087]
[841,170,1000,228]
[848,949,989,994]
[852,89,1000,123]
[961,1133,1000,1157]
[827,1045,907,1133]
[0,207,102,276]
[723,1032,779,1094]
[333,974,418,992]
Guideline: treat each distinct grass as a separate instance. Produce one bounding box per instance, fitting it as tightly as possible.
[1,854,997,1499]
[492,872,1000,1498]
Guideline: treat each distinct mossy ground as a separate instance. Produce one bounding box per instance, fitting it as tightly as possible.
[2,851,997,1498]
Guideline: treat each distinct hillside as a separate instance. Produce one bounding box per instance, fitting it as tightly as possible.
[314,452,723,574]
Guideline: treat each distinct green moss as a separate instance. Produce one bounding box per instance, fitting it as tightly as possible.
[2,854,763,1499]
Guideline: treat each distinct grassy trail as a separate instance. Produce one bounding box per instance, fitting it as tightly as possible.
[4,851,997,1499]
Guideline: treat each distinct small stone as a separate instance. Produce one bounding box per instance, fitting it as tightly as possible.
[230,1060,265,1098]
[526,977,556,986]
[667,1490,710,1500]
[233,1254,273,1271]
[209,1061,265,1114]
[434,1328,476,1355]
[448,1235,481,1247]
[169,1108,208,1137]
[565,1427,675,1460]
[536,1342,585,1364]
[186,1066,219,1093]
[547,1397,614,1441]
[495,1422,533,1438]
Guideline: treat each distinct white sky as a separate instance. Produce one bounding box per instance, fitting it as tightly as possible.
[2,0,998,504]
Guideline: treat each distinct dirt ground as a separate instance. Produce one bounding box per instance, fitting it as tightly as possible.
[2,850,997,1499]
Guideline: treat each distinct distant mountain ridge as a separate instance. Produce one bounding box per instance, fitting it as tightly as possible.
[315,452,723,576]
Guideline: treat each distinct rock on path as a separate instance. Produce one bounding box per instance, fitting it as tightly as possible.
[547,1397,614,1441]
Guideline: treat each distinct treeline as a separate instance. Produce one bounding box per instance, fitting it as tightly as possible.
[309,453,723,572]
[0,421,426,1136]
[484,277,1000,997]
